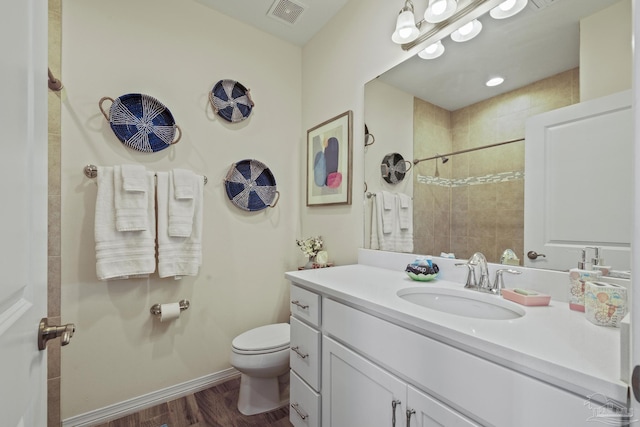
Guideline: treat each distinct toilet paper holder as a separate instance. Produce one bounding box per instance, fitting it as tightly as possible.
[150,299,190,317]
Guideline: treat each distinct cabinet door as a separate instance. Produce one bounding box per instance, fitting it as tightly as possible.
[407,386,480,427]
[322,337,407,427]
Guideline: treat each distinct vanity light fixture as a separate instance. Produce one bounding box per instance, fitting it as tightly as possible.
[392,0,421,44]
[489,0,528,20]
[418,40,445,59]
[424,0,458,23]
[486,76,505,86]
[393,0,529,62]
[450,19,482,42]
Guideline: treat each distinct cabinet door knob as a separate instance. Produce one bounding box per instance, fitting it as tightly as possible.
[290,403,308,420]
[291,346,309,359]
[291,300,309,309]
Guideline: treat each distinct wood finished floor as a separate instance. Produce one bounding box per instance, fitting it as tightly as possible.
[95,377,293,427]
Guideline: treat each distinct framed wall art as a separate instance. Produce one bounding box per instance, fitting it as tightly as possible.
[306,110,353,206]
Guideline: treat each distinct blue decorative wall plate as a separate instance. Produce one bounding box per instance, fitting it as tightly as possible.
[210,79,254,123]
[224,159,279,211]
[99,93,181,153]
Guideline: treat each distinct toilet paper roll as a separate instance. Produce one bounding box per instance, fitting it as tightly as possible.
[160,302,181,322]
[584,281,627,328]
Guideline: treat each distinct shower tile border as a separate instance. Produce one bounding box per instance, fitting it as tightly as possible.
[417,171,525,187]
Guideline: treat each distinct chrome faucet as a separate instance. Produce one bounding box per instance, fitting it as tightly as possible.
[456,252,521,294]
[471,252,491,290]
[456,252,489,290]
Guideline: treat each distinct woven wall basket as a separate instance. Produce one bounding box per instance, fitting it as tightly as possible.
[224,159,279,211]
[99,93,181,153]
[210,80,254,123]
[381,152,412,184]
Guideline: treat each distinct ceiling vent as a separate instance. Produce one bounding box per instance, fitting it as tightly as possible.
[528,0,561,10]
[267,0,305,25]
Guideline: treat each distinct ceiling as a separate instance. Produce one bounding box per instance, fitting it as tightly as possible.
[194,0,350,46]
[195,0,620,110]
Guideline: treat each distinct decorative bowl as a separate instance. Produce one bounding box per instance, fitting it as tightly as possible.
[405,263,439,282]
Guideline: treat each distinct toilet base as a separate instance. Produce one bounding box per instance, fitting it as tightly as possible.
[237,373,287,416]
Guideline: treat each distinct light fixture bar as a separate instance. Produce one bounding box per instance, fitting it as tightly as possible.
[401,0,502,51]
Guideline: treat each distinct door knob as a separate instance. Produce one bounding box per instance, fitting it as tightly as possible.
[527,251,547,260]
[38,318,75,351]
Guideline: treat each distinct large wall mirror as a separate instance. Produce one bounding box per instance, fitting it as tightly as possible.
[364,0,630,271]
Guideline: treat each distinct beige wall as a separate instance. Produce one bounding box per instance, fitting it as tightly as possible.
[580,0,632,101]
[412,70,580,263]
[61,0,301,418]
[300,0,418,263]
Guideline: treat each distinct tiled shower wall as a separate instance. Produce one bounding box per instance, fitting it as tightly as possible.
[413,69,580,264]
[48,0,62,425]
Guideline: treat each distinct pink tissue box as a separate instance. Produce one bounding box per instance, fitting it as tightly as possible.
[501,289,551,306]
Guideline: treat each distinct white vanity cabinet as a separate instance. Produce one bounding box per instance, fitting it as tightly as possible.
[322,298,612,427]
[286,263,626,427]
[323,336,479,427]
[289,284,322,427]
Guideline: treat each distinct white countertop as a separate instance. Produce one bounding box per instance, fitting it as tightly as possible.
[285,263,628,404]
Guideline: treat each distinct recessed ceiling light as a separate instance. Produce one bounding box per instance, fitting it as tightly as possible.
[486,77,505,87]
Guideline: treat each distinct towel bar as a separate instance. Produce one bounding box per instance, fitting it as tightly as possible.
[84,164,208,185]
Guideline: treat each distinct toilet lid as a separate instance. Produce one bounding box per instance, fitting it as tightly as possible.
[232,323,290,352]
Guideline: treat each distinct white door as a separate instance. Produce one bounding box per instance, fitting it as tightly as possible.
[524,90,633,271]
[0,0,49,426]
[322,337,407,427]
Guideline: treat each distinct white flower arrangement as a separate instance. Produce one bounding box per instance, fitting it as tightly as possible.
[296,236,324,258]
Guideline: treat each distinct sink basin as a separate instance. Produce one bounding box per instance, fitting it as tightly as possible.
[397,287,525,320]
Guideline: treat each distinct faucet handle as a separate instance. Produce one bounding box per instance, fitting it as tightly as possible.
[493,268,522,294]
[455,262,477,289]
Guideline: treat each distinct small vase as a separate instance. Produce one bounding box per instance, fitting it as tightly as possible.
[304,256,316,269]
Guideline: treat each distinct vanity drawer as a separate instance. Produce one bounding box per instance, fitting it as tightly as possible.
[290,316,321,391]
[290,370,320,427]
[290,284,321,327]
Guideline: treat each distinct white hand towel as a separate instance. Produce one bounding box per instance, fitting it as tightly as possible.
[373,193,394,251]
[380,191,395,234]
[157,172,203,279]
[168,170,196,237]
[121,164,147,192]
[114,165,148,232]
[370,196,379,250]
[94,166,156,280]
[395,193,413,253]
[398,193,412,230]
[172,168,195,199]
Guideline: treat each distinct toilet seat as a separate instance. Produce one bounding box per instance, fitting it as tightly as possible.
[232,323,290,355]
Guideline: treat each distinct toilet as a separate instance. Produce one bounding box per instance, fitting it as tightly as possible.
[230,323,290,415]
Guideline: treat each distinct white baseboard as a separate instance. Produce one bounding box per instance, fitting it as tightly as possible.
[62,368,240,427]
